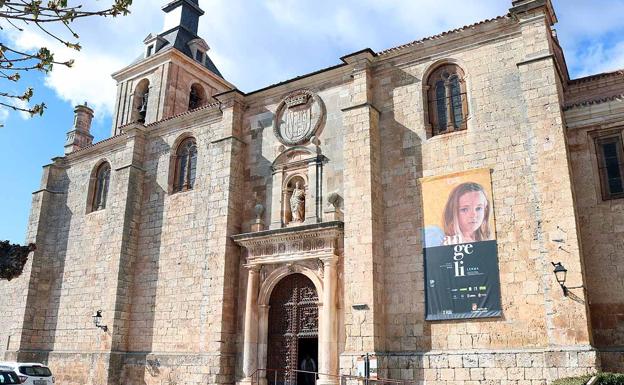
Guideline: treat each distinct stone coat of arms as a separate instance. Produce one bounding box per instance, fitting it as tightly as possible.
[274,90,325,146]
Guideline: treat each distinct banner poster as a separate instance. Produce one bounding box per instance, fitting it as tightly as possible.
[421,168,502,321]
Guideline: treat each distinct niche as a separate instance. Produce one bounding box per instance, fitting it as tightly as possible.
[284,175,307,226]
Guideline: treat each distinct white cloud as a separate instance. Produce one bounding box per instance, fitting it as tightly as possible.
[7,27,128,119]
[0,106,9,125]
[570,41,624,78]
[1,0,623,123]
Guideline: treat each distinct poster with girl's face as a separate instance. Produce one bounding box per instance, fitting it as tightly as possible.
[421,168,502,320]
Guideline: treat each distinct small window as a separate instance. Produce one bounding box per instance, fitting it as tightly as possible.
[146,44,154,57]
[91,162,111,211]
[426,63,469,136]
[195,50,204,63]
[596,136,624,200]
[173,138,198,193]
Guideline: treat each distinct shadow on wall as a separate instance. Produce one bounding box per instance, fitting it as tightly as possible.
[377,70,431,380]
[249,108,274,232]
[116,136,168,385]
[16,166,72,366]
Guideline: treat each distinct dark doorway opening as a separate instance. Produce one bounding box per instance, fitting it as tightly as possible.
[297,338,318,385]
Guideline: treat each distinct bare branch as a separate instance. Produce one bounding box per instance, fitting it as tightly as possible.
[0,0,132,118]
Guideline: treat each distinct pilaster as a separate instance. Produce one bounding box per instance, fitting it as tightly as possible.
[513,4,594,352]
[100,124,147,383]
[13,158,69,356]
[202,88,246,384]
[270,171,284,229]
[340,49,386,358]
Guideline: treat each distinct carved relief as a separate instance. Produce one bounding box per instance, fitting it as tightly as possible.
[274,90,325,146]
[245,236,334,259]
[299,306,319,337]
[232,222,343,267]
[317,259,325,278]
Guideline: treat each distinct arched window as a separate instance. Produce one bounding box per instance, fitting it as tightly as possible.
[426,63,468,136]
[173,137,198,192]
[188,83,206,110]
[132,79,150,123]
[92,162,111,211]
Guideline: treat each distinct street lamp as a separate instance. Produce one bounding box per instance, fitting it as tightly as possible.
[551,262,583,297]
[92,310,108,332]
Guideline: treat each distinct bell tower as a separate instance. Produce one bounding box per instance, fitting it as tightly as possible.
[110,0,234,134]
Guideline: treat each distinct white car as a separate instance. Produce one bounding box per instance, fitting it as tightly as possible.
[0,363,54,385]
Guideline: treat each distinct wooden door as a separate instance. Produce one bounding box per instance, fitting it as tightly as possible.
[268,274,318,385]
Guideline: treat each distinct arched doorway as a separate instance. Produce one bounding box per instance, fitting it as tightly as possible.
[268,273,319,385]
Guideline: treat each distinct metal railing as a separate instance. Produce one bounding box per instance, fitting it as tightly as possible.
[250,368,420,385]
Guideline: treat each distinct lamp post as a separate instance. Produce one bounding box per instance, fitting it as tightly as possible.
[551,262,583,297]
[92,310,108,332]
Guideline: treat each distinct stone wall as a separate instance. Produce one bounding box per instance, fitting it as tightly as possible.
[565,93,624,371]
[381,348,598,385]
[372,2,591,364]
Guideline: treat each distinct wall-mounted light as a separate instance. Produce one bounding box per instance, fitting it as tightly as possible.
[551,262,583,297]
[92,310,108,332]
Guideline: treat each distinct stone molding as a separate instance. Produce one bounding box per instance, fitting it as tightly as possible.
[112,48,234,90]
[233,221,343,266]
[64,134,128,162]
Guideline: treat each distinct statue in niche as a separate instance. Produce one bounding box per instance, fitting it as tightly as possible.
[289,181,305,223]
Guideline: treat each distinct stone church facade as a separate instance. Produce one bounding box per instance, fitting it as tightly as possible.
[2,0,624,384]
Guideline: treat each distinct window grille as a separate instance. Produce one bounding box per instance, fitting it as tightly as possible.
[426,64,469,136]
[596,136,624,200]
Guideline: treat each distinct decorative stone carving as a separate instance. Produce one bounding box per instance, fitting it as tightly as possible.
[232,222,343,265]
[317,259,325,278]
[289,181,305,223]
[252,192,265,232]
[324,192,343,221]
[274,89,325,146]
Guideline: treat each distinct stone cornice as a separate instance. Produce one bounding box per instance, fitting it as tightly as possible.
[111,48,234,90]
[564,94,624,111]
[64,133,128,163]
[564,97,624,130]
[271,154,328,173]
[232,221,343,265]
[144,102,222,136]
[376,14,513,59]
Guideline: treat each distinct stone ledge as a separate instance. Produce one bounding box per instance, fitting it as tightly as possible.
[340,347,599,385]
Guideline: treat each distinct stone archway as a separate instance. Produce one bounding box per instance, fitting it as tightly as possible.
[233,223,343,385]
[267,273,319,385]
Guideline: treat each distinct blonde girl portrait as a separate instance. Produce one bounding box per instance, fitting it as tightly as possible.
[424,181,493,247]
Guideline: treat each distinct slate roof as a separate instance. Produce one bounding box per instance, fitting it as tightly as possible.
[156,26,223,78]
[129,0,223,79]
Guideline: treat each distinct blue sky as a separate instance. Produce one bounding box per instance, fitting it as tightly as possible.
[1,0,623,243]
